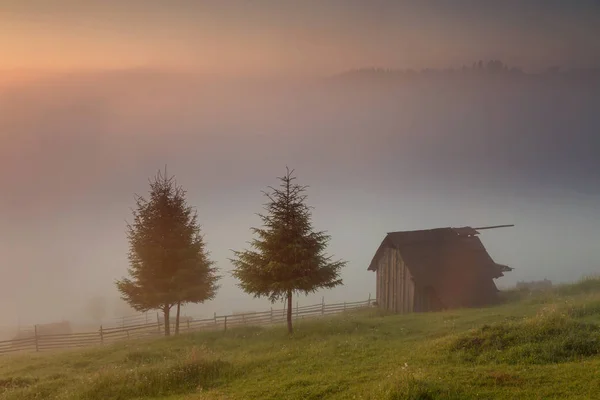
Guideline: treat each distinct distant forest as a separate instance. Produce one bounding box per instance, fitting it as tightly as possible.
[334,60,600,81]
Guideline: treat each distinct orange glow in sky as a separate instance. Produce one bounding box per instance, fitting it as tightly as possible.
[2,2,599,76]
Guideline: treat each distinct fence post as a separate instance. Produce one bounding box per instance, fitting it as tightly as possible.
[99,325,104,345]
[368,293,371,306]
[224,316,228,333]
[296,301,299,320]
[156,313,161,333]
[34,325,39,352]
[214,312,217,326]
[270,307,273,324]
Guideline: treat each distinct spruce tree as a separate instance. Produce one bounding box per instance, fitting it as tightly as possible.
[231,168,345,334]
[116,169,220,336]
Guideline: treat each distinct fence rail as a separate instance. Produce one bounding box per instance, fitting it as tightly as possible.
[113,312,152,328]
[0,296,375,355]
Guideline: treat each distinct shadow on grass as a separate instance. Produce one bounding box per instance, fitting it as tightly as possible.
[381,373,465,400]
[444,308,600,365]
[2,349,238,400]
[77,358,234,400]
[0,377,38,391]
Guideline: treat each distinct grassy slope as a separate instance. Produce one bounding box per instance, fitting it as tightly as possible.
[1,278,600,400]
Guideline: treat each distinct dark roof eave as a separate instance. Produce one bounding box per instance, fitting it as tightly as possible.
[367,235,394,271]
[491,263,513,279]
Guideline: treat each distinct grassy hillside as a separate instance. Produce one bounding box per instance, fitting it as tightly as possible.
[1,278,600,400]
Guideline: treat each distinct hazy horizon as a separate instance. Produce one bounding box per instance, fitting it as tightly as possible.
[1,1,599,332]
[2,1,600,74]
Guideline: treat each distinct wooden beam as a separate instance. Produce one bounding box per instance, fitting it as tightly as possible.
[473,224,514,231]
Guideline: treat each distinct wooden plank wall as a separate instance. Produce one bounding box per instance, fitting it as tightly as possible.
[394,249,414,314]
[380,248,387,309]
[377,247,390,310]
[375,247,415,313]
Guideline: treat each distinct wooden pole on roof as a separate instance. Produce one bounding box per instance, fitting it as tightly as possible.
[473,224,514,231]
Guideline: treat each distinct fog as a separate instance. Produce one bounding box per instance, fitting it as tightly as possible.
[1,67,599,331]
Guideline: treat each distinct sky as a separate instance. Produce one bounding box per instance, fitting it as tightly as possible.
[1,1,600,75]
[1,1,600,332]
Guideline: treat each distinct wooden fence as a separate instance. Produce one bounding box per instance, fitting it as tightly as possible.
[0,296,375,355]
[113,312,152,328]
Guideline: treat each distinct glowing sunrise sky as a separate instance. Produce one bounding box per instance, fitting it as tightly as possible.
[1,0,600,75]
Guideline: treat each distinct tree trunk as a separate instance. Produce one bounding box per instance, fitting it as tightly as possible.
[163,306,171,337]
[286,290,293,334]
[175,301,181,335]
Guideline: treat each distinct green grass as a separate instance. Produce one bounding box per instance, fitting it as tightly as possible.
[2,278,600,399]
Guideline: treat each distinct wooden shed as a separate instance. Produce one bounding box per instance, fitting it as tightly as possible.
[368,226,513,313]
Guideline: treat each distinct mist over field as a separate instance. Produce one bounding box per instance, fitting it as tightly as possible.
[1,67,599,330]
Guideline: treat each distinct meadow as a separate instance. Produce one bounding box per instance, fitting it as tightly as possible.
[1,278,599,400]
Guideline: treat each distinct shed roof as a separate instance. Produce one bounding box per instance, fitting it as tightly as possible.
[368,227,472,271]
[368,227,504,269]
[368,226,512,308]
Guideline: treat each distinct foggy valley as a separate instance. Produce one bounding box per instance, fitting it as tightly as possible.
[1,65,599,334]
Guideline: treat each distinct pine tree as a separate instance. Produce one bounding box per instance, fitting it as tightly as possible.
[116,169,220,336]
[231,168,346,334]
